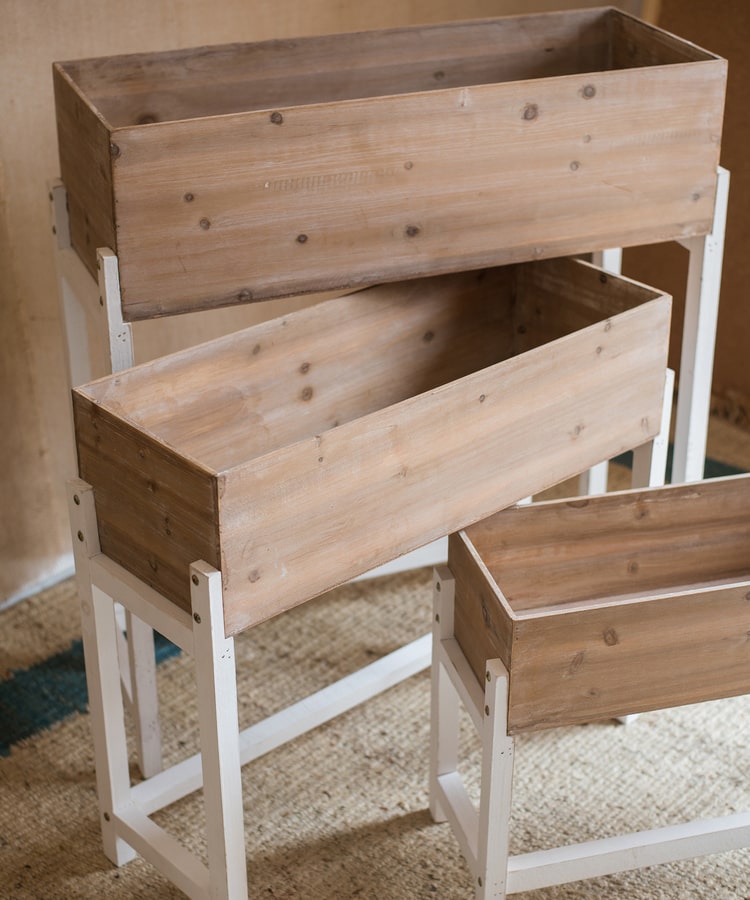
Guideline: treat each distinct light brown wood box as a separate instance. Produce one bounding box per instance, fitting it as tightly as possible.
[73,257,670,636]
[53,7,724,322]
[451,473,750,735]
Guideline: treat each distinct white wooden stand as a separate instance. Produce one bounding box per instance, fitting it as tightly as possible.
[68,479,431,898]
[55,164,728,895]
[430,567,750,898]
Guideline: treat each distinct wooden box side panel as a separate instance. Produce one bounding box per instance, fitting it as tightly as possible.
[450,531,515,690]
[507,583,750,733]
[513,256,663,352]
[466,474,750,611]
[67,10,610,129]
[81,267,517,472]
[218,293,670,634]
[53,63,116,275]
[110,59,724,320]
[610,10,717,69]
[73,393,220,614]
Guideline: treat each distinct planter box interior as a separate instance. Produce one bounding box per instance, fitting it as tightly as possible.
[53,7,724,320]
[451,473,750,734]
[73,257,669,635]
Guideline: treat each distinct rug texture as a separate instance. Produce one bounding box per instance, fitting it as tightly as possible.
[1,554,749,899]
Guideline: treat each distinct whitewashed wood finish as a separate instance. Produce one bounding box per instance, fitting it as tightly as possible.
[429,566,460,825]
[190,562,247,899]
[97,248,134,376]
[53,8,725,320]
[672,165,730,484]
[476,658,515,899]
[67,481,136,867]
[632,367,674,488]
[430,564,750,897]
[579,247,624,497]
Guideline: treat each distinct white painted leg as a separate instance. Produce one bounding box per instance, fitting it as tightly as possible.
[632,368,675,490]
[126,609,162,778]
[190,562,247,900]
[579,248,623,496]
[98,247,164,778]
[613,369,674,726]
[430,567,461,823]
[67,480,136,866]
[96,247,134,375]
[578,461,608,497]
[592,247,623,274]
[53,185,162,780]
[672,166,729,484]
[476,659,514,900]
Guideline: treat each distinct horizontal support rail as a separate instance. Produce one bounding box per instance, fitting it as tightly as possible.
[507,811,750,894]
[133,633,431,815]
[115,803,210,899]
[91,555,194,654]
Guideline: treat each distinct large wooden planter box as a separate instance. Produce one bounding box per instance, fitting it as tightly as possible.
[73,257,670,635]
[53,8,725,321]
[451,473,750,735]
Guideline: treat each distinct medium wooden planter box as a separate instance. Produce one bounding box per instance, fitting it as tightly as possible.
[53,8,725,321]
[451,474,750,735]
[73,257,670,635]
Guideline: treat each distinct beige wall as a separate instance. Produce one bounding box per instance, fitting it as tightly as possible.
[1,0,652,606]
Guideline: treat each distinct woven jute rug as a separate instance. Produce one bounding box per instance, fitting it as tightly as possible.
[1,538,749,899]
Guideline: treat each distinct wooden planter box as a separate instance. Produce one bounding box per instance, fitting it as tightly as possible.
[451,473,750,735]
[73,257,669,636]
[53,8,725,321]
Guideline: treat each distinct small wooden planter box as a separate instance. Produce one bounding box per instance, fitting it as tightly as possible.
[451,473,750,735]
[53,8,725,321]
[73,257,669,636]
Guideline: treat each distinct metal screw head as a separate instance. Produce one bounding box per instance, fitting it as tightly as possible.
[103,812,111,822]
[435,582,441,592]
[77,530,84,542]
[191,574,199,586]
[484,704,490,716]
[73,494,80,506]
[478,876,483,887]
[199,217,211,230]
[193,612,201,624]
[486,670,491,682]
[270,111,284,125]
[582,84,596,99]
